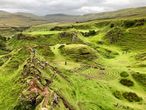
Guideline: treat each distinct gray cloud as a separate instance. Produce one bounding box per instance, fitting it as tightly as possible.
[0,0,146,15]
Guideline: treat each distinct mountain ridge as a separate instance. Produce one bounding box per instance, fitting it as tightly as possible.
[0,6,146,26]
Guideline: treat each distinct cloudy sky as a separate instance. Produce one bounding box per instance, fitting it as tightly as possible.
[0,0,146,15]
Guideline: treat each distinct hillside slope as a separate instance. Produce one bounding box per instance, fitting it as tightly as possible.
[0,11,47,27]
[84,6,146,20]
[0,14,146,110]
[0,6,146,26]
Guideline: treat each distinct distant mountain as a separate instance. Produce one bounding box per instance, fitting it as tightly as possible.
[0,6,146,27]
[83,6,146,20]
[40,6,146,23]
[0,11,47,27]
[44,14,80,22]
[44,7,146,22]
[0,10,11,16]
[45,14,72,17]
[14,12,45,20]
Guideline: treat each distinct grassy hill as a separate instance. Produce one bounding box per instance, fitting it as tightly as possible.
[0,11,47,27]
[0,6,146,110]
[1,6,146,27]
[44,6,146,22]
[83,6,146,20]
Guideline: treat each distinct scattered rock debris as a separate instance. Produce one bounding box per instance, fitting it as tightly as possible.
[14,47,75,110]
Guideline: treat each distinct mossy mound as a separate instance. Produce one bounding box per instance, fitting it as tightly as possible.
[120,71,129,78]
[60,44,97,62]
[113,91,123,100]
[122,19,145,28]
[113,91,142,102]
[122,92,142,102]
[16,33,37,40]
[81,30,97,37]
[36,45,54,57]
[104,27,124,44]
[120,79,134,87]
[59,31,82,43]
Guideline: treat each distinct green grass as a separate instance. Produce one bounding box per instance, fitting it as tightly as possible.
[24,31,62,35]
[0,16,146,110]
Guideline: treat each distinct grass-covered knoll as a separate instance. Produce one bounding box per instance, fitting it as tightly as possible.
[59,44,97,62]
[36,45,54,58]
[104,27,124,44]
[113,91,142,102]
[26,17,146,51]
[9,17,145,110]
[1,13,146,110]
[120,71,129,78]
[120,79,134,87]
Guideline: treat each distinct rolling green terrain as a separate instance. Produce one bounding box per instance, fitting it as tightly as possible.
[0,8,146,110]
